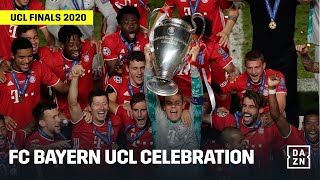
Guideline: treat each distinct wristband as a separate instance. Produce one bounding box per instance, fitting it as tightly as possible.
[268,89,276,95]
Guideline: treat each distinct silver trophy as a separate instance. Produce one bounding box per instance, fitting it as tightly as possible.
[147,10,204,96]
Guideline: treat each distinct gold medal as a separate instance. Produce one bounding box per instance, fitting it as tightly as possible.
[112,143,118,150]
[269,21,276,29]
[19,96,24,103]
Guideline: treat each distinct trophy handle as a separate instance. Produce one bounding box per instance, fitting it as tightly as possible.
[191,13,206,40]
[148,8,170,43]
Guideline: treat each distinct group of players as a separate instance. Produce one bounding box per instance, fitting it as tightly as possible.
[0,0,319,178]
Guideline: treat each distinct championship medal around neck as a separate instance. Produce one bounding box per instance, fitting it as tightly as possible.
[19,96,25,103]
[269,21,277,29]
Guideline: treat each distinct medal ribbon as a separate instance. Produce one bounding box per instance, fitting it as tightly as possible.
[12,0,28,10]
[10,70,31,100]
[305,135,320,168]
[64,60,79,81]
[94,117,112,145]
[307,1,314,43]
[71,0,85,10]
[120,32,135,52]
[188,0,201,15]
[247,71,266,95]
[128,80,144,96]
[124,124,147,143]
[234,111,262,135]
[264,0,280,22]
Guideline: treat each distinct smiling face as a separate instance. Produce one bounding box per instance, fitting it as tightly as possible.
[12,48,33,72]
[120,14,140,43]
[245,59,266,84]
[303,114,319,144]
[39,108,62,137]
[89,96,109,123]
[241,97,263,127]
[61,35,82,60]
[20,29,39,54]
[0,120,8,150]
[127,60,145,86]
[164,94,185,122]
[132,101,148,128]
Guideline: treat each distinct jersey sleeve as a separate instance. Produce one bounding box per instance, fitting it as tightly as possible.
[102,36,119,61]
[209,45,232,69]
[107,76,122,96]
[285,125,306,145]
[211,113,236,131]
[275,71,287,93]
[164,0,175,7]
[218,0,234,10]
[25,134,41,150]
[116,106,132,129]
[39,62,60,87]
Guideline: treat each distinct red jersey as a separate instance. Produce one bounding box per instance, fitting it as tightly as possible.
[0,130,26,176]
[107,76,144,104]
[221,68,287,99]
[0,0,45,60]
[71,115,121,151]
[25,130,63,150]
[42,41,95,118]
[0,62,60,129]
[116,106,153,156]
[165,0,233,43]
[211,113,285,168]
[173,41,232,98]
[101,32,148,87]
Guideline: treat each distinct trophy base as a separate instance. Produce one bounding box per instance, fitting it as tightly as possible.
[146,77,178,96]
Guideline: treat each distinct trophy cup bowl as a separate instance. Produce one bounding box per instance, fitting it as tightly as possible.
[146,18,193,96]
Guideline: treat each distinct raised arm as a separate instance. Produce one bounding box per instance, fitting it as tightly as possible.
[218,4,239,47]
[68,65,85,123]
[268,74,291,137]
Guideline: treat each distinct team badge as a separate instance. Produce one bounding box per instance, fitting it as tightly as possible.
[133,46,141,51]
[279,78,287,90]
[258,128,264,134]
[218,48,230,60]
[263,89,268,96]
[103,47,111,56]
[202,0,208,3]
[167,27,176,36]
[84,54,89,62]
[29,75,36,83]
[220,80,228,87]
[113,76,122,83]
[217,111,227,117]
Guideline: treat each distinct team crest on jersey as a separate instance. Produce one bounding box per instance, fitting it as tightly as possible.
[279,78,286,90]
[218,48,230,61]
[103,47,111,56]
[220,80,228,87]
[258,128,264,134]
[167,27,176,36]
[84,54,90,62]
[133,45,141,51]
[113,76,122,83]
[217,111,227,117]
[29,75,36,83]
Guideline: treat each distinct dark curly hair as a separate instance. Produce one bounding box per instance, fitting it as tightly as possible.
[243,90,267,110]
[58,25,83,44]
[116,5,140,25]
[126,51,145,66]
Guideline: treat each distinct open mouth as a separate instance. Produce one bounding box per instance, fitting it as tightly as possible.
[72,51,80,57]
[129,32,136,39]
[97,112,105,119]
[308,131,318,139]
[136,118,146,127]
[21,64,29,69]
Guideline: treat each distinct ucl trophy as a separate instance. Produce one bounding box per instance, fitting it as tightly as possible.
[147,10,204,96]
